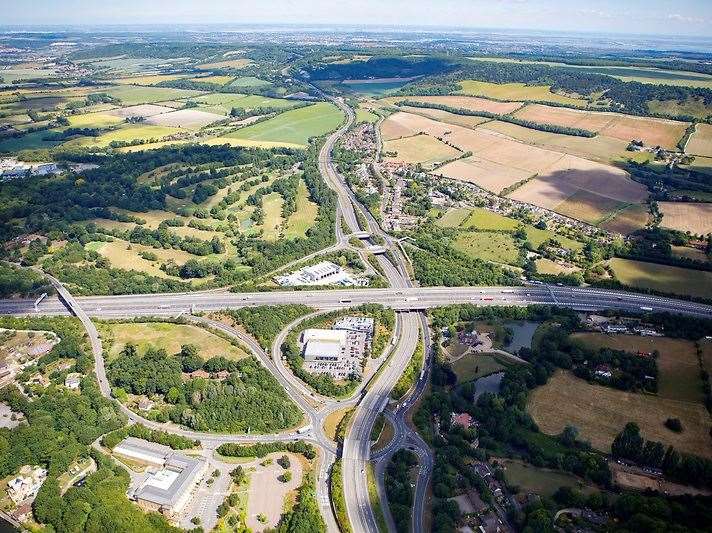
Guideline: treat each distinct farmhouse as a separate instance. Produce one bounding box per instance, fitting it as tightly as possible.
[64,373,82,390]
[451,412,475,428]
[115,437,207,518]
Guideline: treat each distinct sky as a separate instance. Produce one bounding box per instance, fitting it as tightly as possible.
[2,0,711,37]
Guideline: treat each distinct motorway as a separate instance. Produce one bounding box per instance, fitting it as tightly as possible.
[3,285,711,319]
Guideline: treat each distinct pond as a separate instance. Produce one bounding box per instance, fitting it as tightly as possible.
[473,371,504,401]
[504,320,539,355]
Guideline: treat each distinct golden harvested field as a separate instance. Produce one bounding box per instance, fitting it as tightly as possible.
[528,370,712,458]
[555,190,628,225]
[383,134,461,166]
[196,58,252,70]
[508,154,647,221]
[458,80,588,106]
[106,322,249,361]
[685,124,712,157]
[572,333,703,403]
[90,239,194,278]
[535,258,579,275]
[67,112,124,128]
[435,155,531,194]
[480,120,630,164]
[384,94,522,114]
[116,74,188,86]
[145,108,225,129]
[107,104,175,118]
[515,104,689,150]
[600,204,650,235]
[381,111,453,140]
[62,124,182,148]
[608,257,712,299]
[399,106,491,129]
[659,202,712,234]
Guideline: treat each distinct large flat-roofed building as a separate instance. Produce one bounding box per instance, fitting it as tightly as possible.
[274,260,368,287]
[114,437,207,517]
[114,437,171,467]
[303,339,343,362]
[300,319,371,379]
[301,328,347,345]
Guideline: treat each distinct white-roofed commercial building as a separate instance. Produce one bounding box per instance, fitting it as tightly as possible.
[115,437,207,518]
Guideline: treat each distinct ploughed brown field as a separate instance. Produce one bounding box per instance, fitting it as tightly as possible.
[514,103,689,150]
[686,123,712,157]
[659,201,712,234]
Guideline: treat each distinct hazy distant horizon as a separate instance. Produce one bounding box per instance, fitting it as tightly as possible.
[3,0,711,38]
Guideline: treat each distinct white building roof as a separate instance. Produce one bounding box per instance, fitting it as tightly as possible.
[302,328,347,346]
[304,340,343,361]
[302,261,340,280]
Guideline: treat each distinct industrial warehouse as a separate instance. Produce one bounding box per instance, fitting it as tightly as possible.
[300,316,375,379]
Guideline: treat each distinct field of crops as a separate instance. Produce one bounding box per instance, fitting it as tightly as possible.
[608,257,712,299]
[224,102,344,147]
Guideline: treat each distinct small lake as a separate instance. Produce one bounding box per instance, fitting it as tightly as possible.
[473,371,504,401]
[504,320,539,355]
[339,77,416,96]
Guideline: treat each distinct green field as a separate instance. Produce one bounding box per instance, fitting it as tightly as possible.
[451,353,506,383]
[225,102,344,147]
[67,112,124,128]
[261,192,284,241]
[436,207,471,228]
[355,108,380,124]
[453,231,520,265]
[502,459,598,498]
[284,180,319,238]
[105,321,249,361]
[228,77,272,88]
[458,208,583,252]
[63,124,182,148]
[458,80,588,106]
[469,57,712,89]
[461,208,519,231]
[0,129,65,152]
[608,257,712,299]
[191,93,298,114]
[101,86,204,106]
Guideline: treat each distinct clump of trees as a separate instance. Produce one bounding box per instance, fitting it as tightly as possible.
[106,343,302,433]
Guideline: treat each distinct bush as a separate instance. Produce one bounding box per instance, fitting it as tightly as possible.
[664,418,683,433]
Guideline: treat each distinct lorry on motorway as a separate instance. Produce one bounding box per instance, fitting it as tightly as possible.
[501,289,514,294]
[339,299,352,304]
[640,306,653,311]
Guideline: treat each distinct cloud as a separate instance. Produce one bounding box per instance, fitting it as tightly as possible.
[666,13,706,24]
